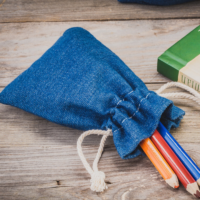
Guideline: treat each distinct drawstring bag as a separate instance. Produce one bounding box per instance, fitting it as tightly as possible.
[118,0,194,6]
[1,27,198,192]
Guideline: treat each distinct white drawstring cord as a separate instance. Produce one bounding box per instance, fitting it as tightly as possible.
[156,82,200,105]
[77,82,200,192]
[156,82,200,98]
[77,129,112,192]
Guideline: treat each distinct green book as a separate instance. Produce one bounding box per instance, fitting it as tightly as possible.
[157,25,200,92]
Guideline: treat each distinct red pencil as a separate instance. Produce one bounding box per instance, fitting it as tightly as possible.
[151,130,200,198]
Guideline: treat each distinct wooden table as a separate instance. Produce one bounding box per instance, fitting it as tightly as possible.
[0,1,200,199]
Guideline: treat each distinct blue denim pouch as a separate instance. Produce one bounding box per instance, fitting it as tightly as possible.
[0,27,185,160]
[118,0,193,6]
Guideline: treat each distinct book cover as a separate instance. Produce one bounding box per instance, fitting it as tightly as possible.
[157,25,200,92]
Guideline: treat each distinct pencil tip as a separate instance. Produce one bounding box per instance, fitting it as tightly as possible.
[194,190,200,198]
[186,182,200,198]
[165,174,179,188]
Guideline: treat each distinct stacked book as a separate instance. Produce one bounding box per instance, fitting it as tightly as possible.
[157,25,200,92]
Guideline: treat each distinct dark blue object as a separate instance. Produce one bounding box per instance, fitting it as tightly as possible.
[118,0,193,6]
[0,27,185,159]
[158,122,200,183]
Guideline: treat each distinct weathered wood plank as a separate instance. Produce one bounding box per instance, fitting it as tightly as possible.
[0,143,199,199]
[0,0,200,22]
[0,90,199,199]
[0,19,200,87]
[1,19,200,200]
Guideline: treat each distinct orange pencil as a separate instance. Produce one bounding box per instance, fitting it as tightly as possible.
[140,138,179,188]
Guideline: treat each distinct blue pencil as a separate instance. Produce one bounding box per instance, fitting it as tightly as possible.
[157,122,200,186]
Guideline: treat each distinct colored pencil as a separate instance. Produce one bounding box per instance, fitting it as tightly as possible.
[151,129,200,198]
[158,122,200,186]
[140,138,179,189]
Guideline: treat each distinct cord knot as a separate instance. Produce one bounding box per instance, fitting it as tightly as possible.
[90,171,107,192]
[77,129,111,192]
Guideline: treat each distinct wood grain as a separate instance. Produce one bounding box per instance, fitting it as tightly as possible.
[0,0,200,23]
[0,19,200,87]
[0,144,199,200]
[1,18,200,199]
[0,87,199,199]
[0,83,200,200]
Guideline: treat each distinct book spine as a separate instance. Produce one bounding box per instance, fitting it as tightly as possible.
[177,55,200,92]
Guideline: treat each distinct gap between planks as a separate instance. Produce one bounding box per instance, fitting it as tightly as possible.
[0,0,200,22]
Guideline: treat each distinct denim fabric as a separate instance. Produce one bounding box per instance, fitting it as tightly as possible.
[0,27,185,159]
[118,0,193,6]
